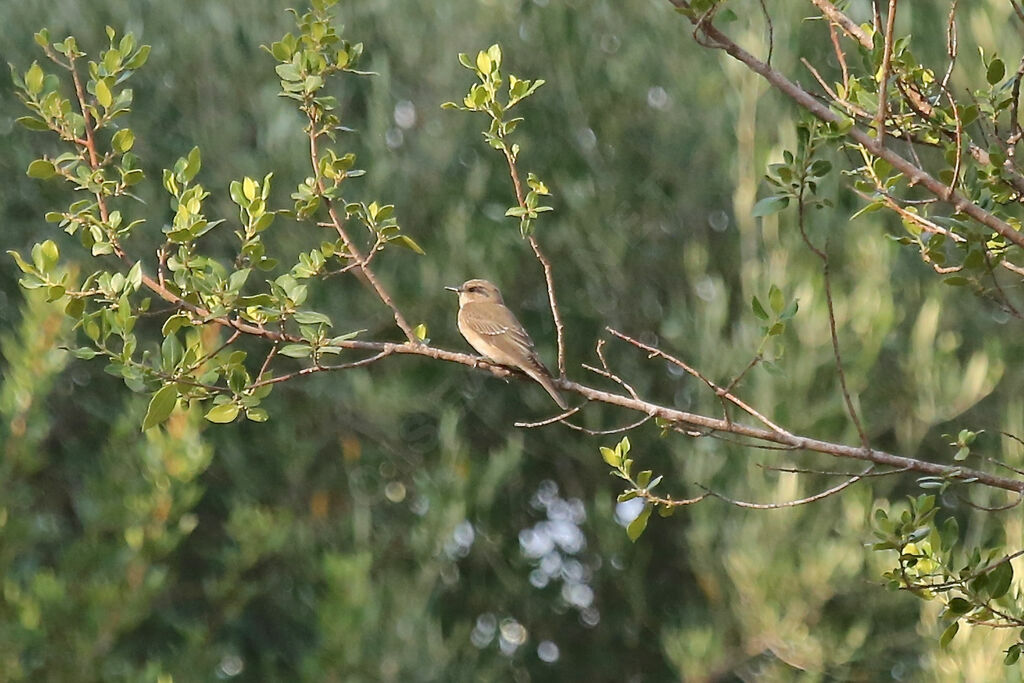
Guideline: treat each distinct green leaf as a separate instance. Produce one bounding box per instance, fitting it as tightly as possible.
[388,235,425,254]
[95,79,113,108]
[600,446,621,468]
[626,504,653,542]
[939,620,959,648]
[16,116,49,131]
[768,284,784,313]
[279,344,312,358]
[751,296,769,320]
[246,407,269,422]
[989,560,1014,599]
[142,385,178,431]
[27,159,56,179]
[25,62,44,95]
[293,311,332,326]
[1005,643,1021,666]
[205,403,240,424]
[476,50,492,75]
[947,597,972,615]
[988,58,1006,85]
[112,128,135,153]
[413,323,428,341]
[752,195,789,217]
[636,470,652,488]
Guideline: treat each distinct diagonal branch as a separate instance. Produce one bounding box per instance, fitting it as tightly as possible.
[307,127,417,343]
[502,148,567,377]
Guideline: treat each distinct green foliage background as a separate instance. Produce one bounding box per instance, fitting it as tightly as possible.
[2,0,1023,680]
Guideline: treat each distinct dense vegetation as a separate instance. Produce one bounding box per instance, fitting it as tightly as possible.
[2,0,1023,680]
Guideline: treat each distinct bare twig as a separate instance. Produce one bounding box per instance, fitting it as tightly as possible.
[502,147,567,376]
[696,466,873,508]
[562,414,653,436]
[514,404,584,428]
[796,187,870,449]
[249,349,394,388]
[809,0,871,47]
[606,328,791,435]
[875,0,899,144]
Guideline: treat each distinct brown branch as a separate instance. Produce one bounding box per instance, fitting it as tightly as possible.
[556,375,1024,493]
[606,328,791,435]
[514,404,584,428]
[809,0,871,47]
[249,349,394,388]
[875,0,898,144]
[667,0,1024,251]
[307,126,417,343]
[562,414,652,436]
[796,187,870,449]
[502,147,567,377]
[696,465,873,509]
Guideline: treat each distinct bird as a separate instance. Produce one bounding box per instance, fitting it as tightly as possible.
[445,278,568,410]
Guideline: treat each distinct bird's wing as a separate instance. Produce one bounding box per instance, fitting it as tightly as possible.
[460,302,536,353]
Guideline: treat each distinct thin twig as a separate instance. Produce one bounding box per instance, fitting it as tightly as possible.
[562,414,652,436]
[514,404,584,428]
[696,466,873,509]
[759,463,912,478]
[606,328,791,435]
[796,186,870,449]
[502,147,567,377]
[307,126,417,343]
[249,349,394,388]
[875,0,899,144]
[809,0,871,47]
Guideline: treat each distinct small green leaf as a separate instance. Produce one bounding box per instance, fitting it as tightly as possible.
[988,58,1006,85]
[279,344,312,358]
[246,407,269,422]
[751,296,769,320]
[413,323,428,341]
[752,195,789,217]
[205,402,240,424]
[142,385,178,431]
[476,50,492,75]
[293,311,332,326]
[600,446,621,468]
[112,128,135,153]
[939,620,959,648]
[95,79,113,108]
[626,504,653,542]
[27,159,56,179]
[769,285,784,313]
[989,560,1014,599]
[25,62,44,95]
[947,597,972,615]
[388,235,425,254]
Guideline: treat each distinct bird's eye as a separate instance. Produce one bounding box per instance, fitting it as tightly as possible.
[469,286,481,293]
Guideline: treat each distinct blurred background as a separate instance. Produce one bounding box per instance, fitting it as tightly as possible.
[2,0,1023,680]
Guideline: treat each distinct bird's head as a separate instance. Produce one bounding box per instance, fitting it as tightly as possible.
[445,278,504,305]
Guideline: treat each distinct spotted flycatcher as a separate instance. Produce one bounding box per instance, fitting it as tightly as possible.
[446,279,568,409]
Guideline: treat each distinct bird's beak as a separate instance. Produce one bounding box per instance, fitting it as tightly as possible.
[444,286,461,293]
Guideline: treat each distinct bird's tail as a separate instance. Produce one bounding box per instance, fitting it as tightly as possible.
[527,368,568,410]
